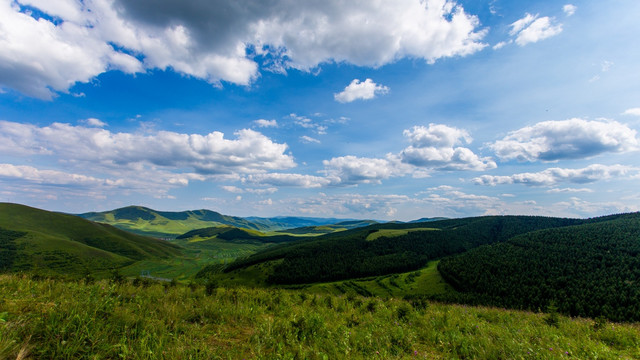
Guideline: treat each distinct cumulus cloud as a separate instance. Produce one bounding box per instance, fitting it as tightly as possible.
[400,124,496,170]
[0,120,295,174]
[253,119,278,128]
[334,79,389,103]
[489,118,639,162]
[563,4,577,16]
[472,164,638,186]
[2,0,487,99]
[508,13,562,46]
[322,155,410,185]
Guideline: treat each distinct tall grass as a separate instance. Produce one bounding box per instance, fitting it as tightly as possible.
[1,274,639,359]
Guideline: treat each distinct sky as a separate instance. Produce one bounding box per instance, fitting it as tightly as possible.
[1,0,639,221]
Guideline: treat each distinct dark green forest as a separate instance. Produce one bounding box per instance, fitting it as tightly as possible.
[225,216,586,284]
[438,214,640,321]
[0,228,26,271]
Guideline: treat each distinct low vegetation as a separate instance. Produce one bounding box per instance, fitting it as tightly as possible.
[2,274,639,359]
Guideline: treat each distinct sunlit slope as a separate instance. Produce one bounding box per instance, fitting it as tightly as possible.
[78,205,270,237]
[0,203,181,276]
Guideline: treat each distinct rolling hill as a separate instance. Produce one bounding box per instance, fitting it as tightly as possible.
[78,206,375,237]
[221,215,585,285]
[437,213,640,321]
[0,203,181,277]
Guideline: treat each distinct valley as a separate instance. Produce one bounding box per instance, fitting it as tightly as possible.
[2,202,640,358]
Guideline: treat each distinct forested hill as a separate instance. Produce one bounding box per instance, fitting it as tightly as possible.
[437,213,640,322]
[224,215,588,285]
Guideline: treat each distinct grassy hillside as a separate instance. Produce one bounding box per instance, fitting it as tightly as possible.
[437,214,640,321]
[78,205,270,237]
[0,203,181,277]
[2,274,639,359]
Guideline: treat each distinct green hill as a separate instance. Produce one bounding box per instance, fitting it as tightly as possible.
[275,220,379,235]
[437,213,640,321]
[0,203,181,277]
[78,205,270,237]
[78,206,375,238]
[223,215,585,285]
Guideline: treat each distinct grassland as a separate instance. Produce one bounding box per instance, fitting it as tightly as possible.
[120,237,270,280]
[2,274,639,359]
[365,227,438,241]
[0,203,181,278]
[301,261,454,298]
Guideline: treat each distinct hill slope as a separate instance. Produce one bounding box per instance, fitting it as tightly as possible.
[437,213,640,321]
[0,203,181,276]
[78,206,268,237]
[78,206,375,237]
[223,215,585,285]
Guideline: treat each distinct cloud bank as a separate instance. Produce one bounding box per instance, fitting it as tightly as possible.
[1,0,487,99]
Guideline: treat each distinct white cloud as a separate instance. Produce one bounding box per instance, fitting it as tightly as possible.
[0,120,295,174]
[509,13,562,46]
[275,193,411,218]
[334,78,389,103]
[245,187,278,195]
[623,108,640,116]
[2,0,487,99]
[509,13,537,35]
[322,155,409,185]
[221,185,244,193]
[400,124,496,170]
[563,4,577,16]
[546,187,593,193]
[0,163,120,187]
[81,118,108,128]
[492,41,510,50]
[489,118,639,162]
[289,113,328,135]
[244,173,331,188]
[253,119,278,128]
[472,164,638,187]
[300,135,321,144]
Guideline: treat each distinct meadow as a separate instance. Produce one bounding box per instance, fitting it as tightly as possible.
[2,274,639,359]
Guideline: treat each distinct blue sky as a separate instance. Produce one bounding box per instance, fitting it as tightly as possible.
[1,0,639,220]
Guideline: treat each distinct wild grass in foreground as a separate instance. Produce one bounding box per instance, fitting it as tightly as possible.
[1,274,639,359]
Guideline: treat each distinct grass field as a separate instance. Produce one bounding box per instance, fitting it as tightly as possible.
[2,274,639,359]
[365,228,439,241]
[120,238,271,280]
[301,261,454,298]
